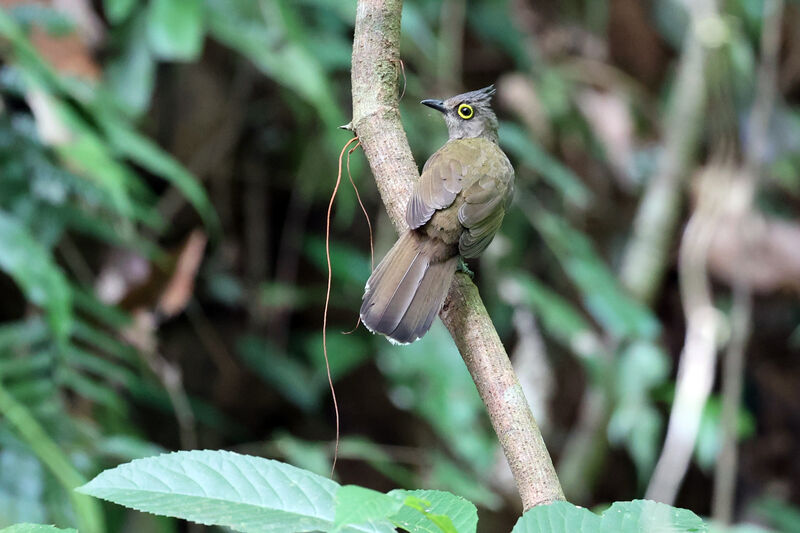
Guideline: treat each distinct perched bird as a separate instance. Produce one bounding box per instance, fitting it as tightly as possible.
[360,85,515,344]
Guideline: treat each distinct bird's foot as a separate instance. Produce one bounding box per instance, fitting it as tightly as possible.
[457,258,474,278]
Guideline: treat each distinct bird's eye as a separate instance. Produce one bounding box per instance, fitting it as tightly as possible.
[457,104,474,119]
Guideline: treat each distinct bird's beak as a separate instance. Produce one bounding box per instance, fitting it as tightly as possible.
[421,99,446,113]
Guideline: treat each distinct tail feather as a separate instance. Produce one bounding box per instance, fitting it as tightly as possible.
[360,231,456,344]
[388,255,458,343]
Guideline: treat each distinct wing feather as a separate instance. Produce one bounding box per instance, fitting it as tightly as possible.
[458,172,513,258]
[406,145,468,229]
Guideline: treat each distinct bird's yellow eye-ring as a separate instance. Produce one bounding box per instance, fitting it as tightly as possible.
[457,103,474,119]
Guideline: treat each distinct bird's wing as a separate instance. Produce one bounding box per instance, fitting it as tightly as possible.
[406,143,469,229]
[458,161,514,258]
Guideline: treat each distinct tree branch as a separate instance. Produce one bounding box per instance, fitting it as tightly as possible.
[350,0,564,510]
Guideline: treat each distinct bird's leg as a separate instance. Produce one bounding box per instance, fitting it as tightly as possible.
[457,257,474,278]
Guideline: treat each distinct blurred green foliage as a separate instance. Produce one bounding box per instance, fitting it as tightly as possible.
[0,0,798,531]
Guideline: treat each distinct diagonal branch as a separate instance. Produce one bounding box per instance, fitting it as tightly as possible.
[349,0,563,510]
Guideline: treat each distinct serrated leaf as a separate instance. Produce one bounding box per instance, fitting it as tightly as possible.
[333,486,401,531]
[77,450,394,533]
[512,500,707,533]
[389,490,477,533]
[0,525,77,533]
[147,0,204,61]
[0,210,72,342]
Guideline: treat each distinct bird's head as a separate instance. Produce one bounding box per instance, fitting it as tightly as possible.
[421,85,498,142]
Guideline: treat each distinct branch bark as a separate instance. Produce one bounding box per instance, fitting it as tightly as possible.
[350,0,564,510]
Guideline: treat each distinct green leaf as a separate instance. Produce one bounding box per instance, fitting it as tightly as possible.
[304,236,371,287]
[205,0,344,130]
[500,122,591,208]
[753,497,800,533]
[94,435,167,462]
[512,500,707,532]
[333,486,401,531]
[389,490,477,533]
[528,207,660,340]
[103,0,136,24]
[0,383,104,533]
[94,115,218,234]
[236,335,320,412]
[0,351,53,381]
[510,273,595,351]
[608,341,669,483]
[0,318,49,351]
[77,450,394,532]
[378,323,497,475]
[147,0,204,61]
[599,500,706,532]
[105,12,156,116]
[270,432,331,478]
[304,331,370,381]
[0,210,72,342]
[511,501,600,532]
[0,525,77,533]
[694,396,755,472]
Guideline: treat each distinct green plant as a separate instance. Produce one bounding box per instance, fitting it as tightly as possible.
[69,449,707,533]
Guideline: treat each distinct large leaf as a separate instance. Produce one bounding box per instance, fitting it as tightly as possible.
[147,0,204,61]
[389,490,478,533]
[511,501,600,533]
[77,450,394,533]
[0,525,77,533]
[333,486,401,531]
[512,500,707,533]
[599,500,706,532]
[0,210,71,342]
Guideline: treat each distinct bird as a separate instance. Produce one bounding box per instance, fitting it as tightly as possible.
[359,85,515,344]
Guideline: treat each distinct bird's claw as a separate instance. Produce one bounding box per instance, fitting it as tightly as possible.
[457,258,474,278]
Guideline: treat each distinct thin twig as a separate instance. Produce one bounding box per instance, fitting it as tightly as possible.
[350,0,563,509]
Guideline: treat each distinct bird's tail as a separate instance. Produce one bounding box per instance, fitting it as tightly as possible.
[360,231,457,344]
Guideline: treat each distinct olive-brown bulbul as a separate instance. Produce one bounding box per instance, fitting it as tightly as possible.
[360,85,515,344]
